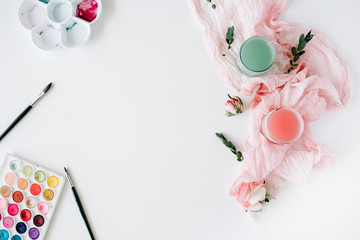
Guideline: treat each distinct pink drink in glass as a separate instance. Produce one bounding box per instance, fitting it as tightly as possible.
[262,107,304,144]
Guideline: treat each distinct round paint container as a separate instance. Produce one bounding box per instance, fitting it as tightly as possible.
[4,173,16,185]
[47,176,59,188]
[30,184,42,196]
[3,217,14,228]
[38,202,50,215]
[8,204,19,216]
[0,229,9,240]
[0,186,12,198]
[22,165,34,177]
[34,170,47,183]
[262,107,304,144]
[9,160,20,172]
[47,0,72,23]
[33,215,45,227]
[11,235,22,240]
[16,222,27,234]
[43,189,55,201]
[28,227,40,240]
[13,191,24,203]
[25,196,37,209]
[17,178,29,190]
[19,0,102,51]
[20,209,32,221]
[237,36,276,77]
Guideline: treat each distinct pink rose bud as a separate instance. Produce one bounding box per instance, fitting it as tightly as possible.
[225,94,243,116]
[236,182,268,212]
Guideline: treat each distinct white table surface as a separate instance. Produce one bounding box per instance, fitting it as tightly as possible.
[0,0,359,239]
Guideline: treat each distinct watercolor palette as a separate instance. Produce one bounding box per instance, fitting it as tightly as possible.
[0,154,64,240]
[18,0,102,50]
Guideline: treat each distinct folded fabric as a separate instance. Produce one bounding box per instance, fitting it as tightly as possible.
[230,67,336,197]
[190,0,350,109]
[190,0,351,212]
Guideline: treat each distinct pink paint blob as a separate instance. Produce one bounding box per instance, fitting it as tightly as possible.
[0,198,7,210]
[267,108,303,143]
[4,173,16,185]
[38,202,49,215]
[8,204,19,216]
[76,0,98,22]
[3,216,14,228]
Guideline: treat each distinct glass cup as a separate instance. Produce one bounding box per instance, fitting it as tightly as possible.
[236,36,276,77]
[262,107,304,144]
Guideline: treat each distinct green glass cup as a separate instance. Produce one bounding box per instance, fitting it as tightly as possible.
[236,36,276,77]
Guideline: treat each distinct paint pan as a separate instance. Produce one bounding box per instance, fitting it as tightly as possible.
[47,0,72,23]
[60,17,90,48]
[31,23,61,50]
[0,154,64,240]
[19,0,47,30]
[18,0,102,50]
[71,0,102,23]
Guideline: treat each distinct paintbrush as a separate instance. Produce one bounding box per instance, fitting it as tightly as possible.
[64,167,96,240]
[0,82,52,142]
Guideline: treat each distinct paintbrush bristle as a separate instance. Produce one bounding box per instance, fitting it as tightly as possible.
[43,82,52,93]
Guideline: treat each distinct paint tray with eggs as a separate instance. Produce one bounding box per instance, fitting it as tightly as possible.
[19,0,102,50]
[0,154,64,240]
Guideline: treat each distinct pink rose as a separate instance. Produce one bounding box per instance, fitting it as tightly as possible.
[225,94,243,116]
[236,182,267,212]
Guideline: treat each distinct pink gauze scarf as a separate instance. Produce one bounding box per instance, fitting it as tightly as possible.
[190,0,352,210]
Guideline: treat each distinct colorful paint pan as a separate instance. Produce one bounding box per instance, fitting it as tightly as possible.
[43,189,54,201]
[0,154,65,240]
[5,173,16,185]
[13,191,24,203]
[33,215,44,227]
[34,171,46,183]
[47,176,59,188]
[28,228,40,239]
[38,202,49,215]
[17,178,28,190]
[16,222,27,234]
[0,229,9,240]
[8,204,19,216]
[0,186,12,198]
[11,235,22,240]
[9,160,20,172]
[22,165,33,177]
[30,184,41,196]
[3,217,14,228]
[20,210,32,222]
[25,196,37,209]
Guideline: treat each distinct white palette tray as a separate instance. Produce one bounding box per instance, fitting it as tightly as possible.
[19,0,102,50]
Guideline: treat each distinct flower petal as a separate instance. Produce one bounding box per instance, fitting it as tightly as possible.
[248,202,263,212]
[248,186,266,205]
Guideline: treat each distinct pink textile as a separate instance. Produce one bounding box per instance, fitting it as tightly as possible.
[190,0,351,200]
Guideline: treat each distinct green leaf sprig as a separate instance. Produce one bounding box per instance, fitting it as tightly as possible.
[222,26,234,56]
[206,0,216,9]
[215,133,243,162]
[286,30,314,73]
[226,26,234,49]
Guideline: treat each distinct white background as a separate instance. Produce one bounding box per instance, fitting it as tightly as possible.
[0,0,359,239]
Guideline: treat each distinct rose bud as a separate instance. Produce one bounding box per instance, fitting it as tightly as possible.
[225,94,243,116]
[235,182,268,212]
